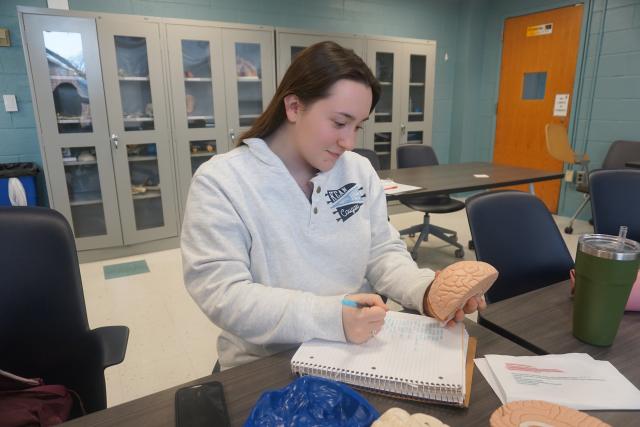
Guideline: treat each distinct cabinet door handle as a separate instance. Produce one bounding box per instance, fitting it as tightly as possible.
[400,123,406,135]
[229,129,236,144]
[110,133,119,149]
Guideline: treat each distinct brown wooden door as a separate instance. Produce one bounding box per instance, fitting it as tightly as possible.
[493,5,583,212]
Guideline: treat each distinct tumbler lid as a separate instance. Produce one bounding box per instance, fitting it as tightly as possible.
[578,234,640,261]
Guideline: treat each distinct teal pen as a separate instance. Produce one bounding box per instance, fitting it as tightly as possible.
[341,299,367,309]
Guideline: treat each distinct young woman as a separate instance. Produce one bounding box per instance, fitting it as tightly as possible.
[181,41,484,370]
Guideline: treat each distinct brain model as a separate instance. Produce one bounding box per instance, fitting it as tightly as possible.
[427,260,498,321]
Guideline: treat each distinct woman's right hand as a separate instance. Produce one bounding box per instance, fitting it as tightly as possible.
[342,293,388,344]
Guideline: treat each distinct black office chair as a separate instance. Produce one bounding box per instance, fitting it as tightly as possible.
[563,139,640,234]
[0,207,129,418]
[465,191,574,304]
[396,145,465,260]
[590,169,640,242]
[352,148,381,171]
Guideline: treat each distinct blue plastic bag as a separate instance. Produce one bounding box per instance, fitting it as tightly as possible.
[244,376,379,427]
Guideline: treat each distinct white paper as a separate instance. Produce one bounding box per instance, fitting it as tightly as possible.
[484,354,640,410]
[475,353,594,405]
[553,94,570,117]
[474,358,506,404]
[380,179,421,195]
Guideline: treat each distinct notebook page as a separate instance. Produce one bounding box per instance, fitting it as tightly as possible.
[293,311,465,387]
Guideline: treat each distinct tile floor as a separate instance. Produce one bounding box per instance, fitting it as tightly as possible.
[79,207,593,407]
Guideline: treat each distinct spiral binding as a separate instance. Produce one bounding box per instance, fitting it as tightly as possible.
[291,359,463,405]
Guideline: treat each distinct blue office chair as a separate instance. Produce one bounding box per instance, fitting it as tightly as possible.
[396,145,465,260]
[465,191,574,304]
[352,148,381,171]
[0,207,129,418]
[562,139,640,234]
[590,169,640,243]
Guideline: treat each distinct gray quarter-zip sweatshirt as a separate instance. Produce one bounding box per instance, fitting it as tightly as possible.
[181,138,434,369]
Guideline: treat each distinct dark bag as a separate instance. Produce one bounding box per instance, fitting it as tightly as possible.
[0,369,77,427]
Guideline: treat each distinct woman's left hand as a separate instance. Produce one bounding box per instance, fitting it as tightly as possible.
[444,294,487,327]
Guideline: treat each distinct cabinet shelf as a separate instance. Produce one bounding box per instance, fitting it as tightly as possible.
[190,151,216,158]
[57,117,82,124]
[69,191,103,206]
[119,76,150,81]
[124,117,154,122]
[63,159,98,166]
[375,112,391,116]
[408,112,423,116]
[237,76,261,82]
[239,114,260,119]
[128,155,158,162]
[379,81,392,86]
[187,115,214,121]
[50,75,84,80]
[409,82,425,86]
[184,77,212,82]
[376,151,391,156]
[132,190,162,200]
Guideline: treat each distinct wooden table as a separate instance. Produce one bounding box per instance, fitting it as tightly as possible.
[63,320,535,427]
[379,162,564,201]
[480,281,640,424]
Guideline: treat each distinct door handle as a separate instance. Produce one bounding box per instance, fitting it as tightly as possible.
[229,129,236,145]
[400,123,406,136]
[110,133,119,149]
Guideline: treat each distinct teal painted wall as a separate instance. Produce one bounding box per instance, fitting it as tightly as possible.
[0,0,46,203]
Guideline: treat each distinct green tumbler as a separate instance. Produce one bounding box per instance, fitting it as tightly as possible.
[573,234,640,346]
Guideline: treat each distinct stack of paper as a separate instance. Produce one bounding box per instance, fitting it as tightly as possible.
[475,353,640,410]
[380,179,421,195]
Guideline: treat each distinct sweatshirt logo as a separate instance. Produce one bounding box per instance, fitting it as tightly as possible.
[325,183,366,222]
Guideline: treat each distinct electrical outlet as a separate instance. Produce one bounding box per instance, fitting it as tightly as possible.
[575,171,586,186]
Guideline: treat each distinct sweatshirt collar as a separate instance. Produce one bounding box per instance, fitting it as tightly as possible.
[243,137,339,183]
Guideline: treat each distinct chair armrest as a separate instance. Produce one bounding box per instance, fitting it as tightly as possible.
[91,326,129,369]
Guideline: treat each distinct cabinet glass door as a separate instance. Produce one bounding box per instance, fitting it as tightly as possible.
[222,29,275,145]
[166,25,228,216]
[365,41,402,169]
[22,14,122,250]
[400,43,436,150]
[98,19,178,245]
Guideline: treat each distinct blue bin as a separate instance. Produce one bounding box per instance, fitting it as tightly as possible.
[0,163,39,206]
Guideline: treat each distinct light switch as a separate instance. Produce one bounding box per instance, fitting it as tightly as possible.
[3,94,18,112]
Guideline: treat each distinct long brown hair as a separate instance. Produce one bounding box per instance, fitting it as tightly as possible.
[239,41,380,144]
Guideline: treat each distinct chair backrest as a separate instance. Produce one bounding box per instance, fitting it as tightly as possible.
[0,207,93,390]
[590,169,640,242]
[601,140,640,169]
[397,145,438,168]
[545,123,576,163]
[465,191,574,303]
[352,148,381,171]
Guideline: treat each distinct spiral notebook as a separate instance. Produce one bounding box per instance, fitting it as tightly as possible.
[291,311,476,407]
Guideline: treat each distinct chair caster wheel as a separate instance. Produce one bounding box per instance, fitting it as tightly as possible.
[468,240,475,250]
[564,226,573,234]
[454,249,465,258]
